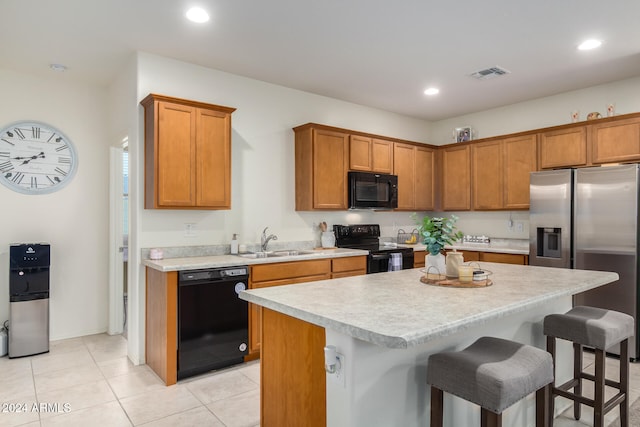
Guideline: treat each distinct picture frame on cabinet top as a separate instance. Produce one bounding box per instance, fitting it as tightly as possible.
[454,126,472,143]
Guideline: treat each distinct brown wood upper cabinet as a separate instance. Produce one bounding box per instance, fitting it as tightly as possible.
[590,117,640,164]
[349,135,394,174]
[394,143,435,211]
[472,134,537,210]
[294,125,349,210]
[441,144,471,210]
[141,94,235,209]
[539,126,587,169]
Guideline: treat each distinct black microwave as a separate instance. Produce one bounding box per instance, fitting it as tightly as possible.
[348,172,398,209]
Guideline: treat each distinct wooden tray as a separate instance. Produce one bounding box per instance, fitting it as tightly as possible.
[420,275,493,288]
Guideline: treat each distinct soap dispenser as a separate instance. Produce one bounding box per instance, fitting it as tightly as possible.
[231,234,239,254]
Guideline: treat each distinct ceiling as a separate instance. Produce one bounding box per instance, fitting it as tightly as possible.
[2,0,640,121]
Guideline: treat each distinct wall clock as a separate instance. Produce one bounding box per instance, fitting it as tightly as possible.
[0,120,78,194]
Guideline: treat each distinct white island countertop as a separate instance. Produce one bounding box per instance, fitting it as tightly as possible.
[240,263,618,349]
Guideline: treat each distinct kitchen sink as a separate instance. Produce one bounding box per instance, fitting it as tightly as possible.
[236,249,316,259]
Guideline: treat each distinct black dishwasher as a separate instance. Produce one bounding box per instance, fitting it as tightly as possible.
[178,266,249,380]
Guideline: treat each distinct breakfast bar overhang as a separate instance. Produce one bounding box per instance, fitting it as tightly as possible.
[240,263,619,427]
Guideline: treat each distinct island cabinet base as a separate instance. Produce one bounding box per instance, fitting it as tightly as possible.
[261,308,326,427]
[324,297,574,427]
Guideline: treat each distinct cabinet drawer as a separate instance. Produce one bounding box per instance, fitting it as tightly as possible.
[332,256,366,273]
[479,252,527,265]
[251,259,331,283]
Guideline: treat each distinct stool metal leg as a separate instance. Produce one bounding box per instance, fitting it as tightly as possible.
[480,408,501,427]
[430,386,444,427]
[620,339,629,427]
[547,336,556,426]
[573,342,582,420]
[594,348,605,427]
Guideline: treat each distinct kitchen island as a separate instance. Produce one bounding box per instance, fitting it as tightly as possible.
[240,263,619,427]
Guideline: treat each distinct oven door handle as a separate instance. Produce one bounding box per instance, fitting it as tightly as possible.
[370,253,391,260]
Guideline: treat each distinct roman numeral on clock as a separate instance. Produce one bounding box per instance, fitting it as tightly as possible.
[54,167,67,176]
[1,138,15,146]
[11,172,24,184]
[55,144,68,152]
[32,127,40,139]
[0,160,13,172]
[13,128,25,140]
[58,156,71,164]
[0,151,9,158]
[31,176,38,188]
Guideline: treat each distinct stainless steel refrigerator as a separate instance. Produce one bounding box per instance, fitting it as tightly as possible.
[529,164,639,359]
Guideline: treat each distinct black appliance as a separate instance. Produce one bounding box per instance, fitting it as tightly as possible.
[333,224,414,273]
[178,266,249,380]
[9,243,50,358]
[348,172,398,210]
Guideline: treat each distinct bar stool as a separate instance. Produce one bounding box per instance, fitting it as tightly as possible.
[427,336,554,427]
[544,306,634,427]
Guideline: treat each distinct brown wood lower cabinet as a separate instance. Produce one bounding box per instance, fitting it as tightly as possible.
[248,256,366,359]
[261,308,326,427]
[413,250,528,268]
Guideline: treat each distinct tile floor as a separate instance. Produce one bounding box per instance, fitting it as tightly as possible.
[1,333,639,426]
[0,334,259,427]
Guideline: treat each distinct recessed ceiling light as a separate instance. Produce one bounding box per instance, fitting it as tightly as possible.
[186,7,210,23]
[424,88,439,96]
[578,39,602,50]
[49,63,67,72]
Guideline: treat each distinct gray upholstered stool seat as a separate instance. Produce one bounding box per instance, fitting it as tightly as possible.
[543,305,634,350]
[427,336,553,427]
[544,306,634,427]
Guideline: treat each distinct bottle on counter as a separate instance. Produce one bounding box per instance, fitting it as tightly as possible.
[231,233,239,254]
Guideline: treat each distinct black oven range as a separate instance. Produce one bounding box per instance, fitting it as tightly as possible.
[333,224,414,274]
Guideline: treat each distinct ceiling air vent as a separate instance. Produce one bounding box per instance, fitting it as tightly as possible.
[469,66,511,80]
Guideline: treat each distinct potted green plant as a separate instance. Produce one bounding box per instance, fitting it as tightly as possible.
[414,214,464,274]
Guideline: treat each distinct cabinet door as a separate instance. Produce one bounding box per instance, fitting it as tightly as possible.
[157,101,196,207]
[591,118,640,164]
[196,108,231,208]
[313,129,349,209]
[479,252,527,265]
[349,135,372,171]
[442,145,471,210]
[393,143,416,210]
[472,140,503,210]
[415,146,435,210]
[503,135,537,209]
[539,127,587,168]
[371,139,394,174]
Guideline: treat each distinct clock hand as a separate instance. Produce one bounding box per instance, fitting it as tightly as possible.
[20,152,45,165]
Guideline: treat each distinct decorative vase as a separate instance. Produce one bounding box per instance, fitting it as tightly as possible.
[321,231,336,248]
[445,250,464,277]
[425,252,446,276]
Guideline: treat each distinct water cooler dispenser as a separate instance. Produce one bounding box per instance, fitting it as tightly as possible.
[9,243,50,358]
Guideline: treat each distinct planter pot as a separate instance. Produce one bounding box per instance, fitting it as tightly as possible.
[425,252,446,276]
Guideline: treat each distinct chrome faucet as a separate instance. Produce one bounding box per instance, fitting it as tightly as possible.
[261,227,278,252]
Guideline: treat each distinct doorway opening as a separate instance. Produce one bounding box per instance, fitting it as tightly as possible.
[122,141,129,338]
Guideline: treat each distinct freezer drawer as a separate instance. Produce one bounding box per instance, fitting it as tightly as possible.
[9,298,49,358]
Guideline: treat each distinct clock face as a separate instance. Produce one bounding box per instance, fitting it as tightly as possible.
[0,121,78,194]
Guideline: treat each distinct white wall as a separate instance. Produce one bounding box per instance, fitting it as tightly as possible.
[429,75,640,144]
[134,52,433,251]
[0,68,110,340]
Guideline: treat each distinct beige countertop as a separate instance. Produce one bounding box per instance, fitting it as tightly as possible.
[142,248,369,272]
[398,238,529,255]
[240,263,617,349]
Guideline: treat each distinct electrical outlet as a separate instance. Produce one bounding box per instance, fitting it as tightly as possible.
[184,223,196,237]
[332,353,346,387]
